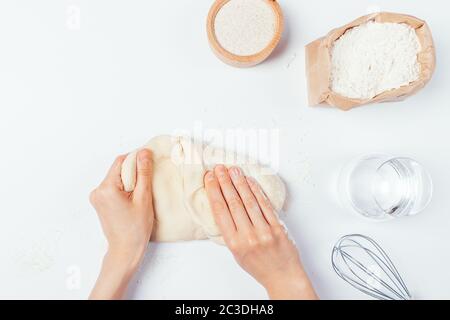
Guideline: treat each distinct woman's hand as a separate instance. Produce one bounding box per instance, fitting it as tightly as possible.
[204,165,317,300]
[89,149,154,299]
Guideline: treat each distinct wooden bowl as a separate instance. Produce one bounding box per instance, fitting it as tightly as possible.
[207,0,284,68]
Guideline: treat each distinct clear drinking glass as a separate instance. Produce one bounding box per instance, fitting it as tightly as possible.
[338,154,433,220]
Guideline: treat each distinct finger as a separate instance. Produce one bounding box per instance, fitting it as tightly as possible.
[204,170,236,240]
[214,165,252,231]
[246,176,281,227]
[103,154,127,189]
[133,149,153,201]
[229,167,269,229]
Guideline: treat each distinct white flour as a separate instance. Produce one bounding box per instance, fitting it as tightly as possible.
[330,22,421,100]
[214,0,276,56]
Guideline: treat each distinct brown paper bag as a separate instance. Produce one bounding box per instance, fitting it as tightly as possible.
[305,12,436,111]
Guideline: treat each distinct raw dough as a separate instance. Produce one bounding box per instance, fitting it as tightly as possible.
[121,135,286,244]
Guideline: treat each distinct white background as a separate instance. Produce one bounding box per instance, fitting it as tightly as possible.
[0,0,448,300]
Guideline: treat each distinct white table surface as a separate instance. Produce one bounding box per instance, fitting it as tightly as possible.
[0,0,448,300]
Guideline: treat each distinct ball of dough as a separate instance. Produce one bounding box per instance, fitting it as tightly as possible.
[121,135,286,244]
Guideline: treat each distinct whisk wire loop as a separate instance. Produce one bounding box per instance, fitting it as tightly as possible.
[332,234,411,300]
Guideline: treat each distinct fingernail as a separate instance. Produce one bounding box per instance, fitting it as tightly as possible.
[215,165,227,177]
[138,150,151,167]
[246,176,256,185]
[229,167,242,180]
[205,171,215,182]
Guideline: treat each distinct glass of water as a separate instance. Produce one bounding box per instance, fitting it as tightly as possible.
[338,154,433,220]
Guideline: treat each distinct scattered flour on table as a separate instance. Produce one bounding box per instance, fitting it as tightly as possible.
[13,229,63,272]
[330,22,421,100]
[214,0,276,56]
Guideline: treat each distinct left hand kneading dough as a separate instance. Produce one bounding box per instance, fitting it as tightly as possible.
[121,135,286,244]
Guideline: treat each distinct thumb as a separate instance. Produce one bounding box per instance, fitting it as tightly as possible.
[133,149,153,200]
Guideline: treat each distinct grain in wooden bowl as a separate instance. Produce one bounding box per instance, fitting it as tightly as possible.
[207,0,284,68]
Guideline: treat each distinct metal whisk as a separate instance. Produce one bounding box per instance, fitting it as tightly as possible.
[332,234,412,300]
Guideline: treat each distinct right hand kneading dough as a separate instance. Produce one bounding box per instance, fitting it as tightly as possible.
[121,135,286,244]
